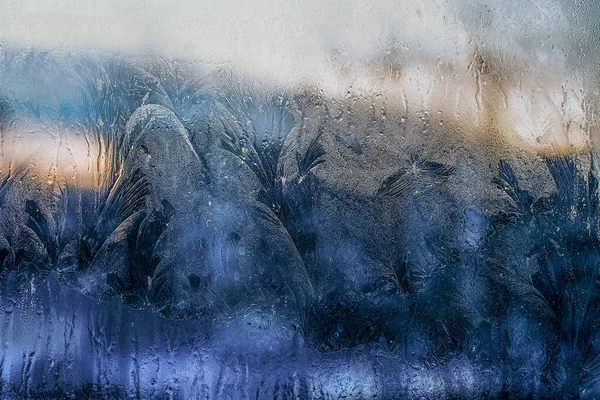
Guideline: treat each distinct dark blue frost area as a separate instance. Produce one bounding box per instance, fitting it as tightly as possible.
[0,50,599,398]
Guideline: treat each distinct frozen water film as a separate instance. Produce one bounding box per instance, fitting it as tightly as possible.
[0,0,600,398]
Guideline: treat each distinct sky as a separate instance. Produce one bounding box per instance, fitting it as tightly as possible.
[0,0,592,82]
[0,0,598,153]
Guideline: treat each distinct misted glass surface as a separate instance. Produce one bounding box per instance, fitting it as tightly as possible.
[0,0,599,398]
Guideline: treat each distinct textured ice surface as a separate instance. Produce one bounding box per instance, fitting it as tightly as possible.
[0,0,600,398]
